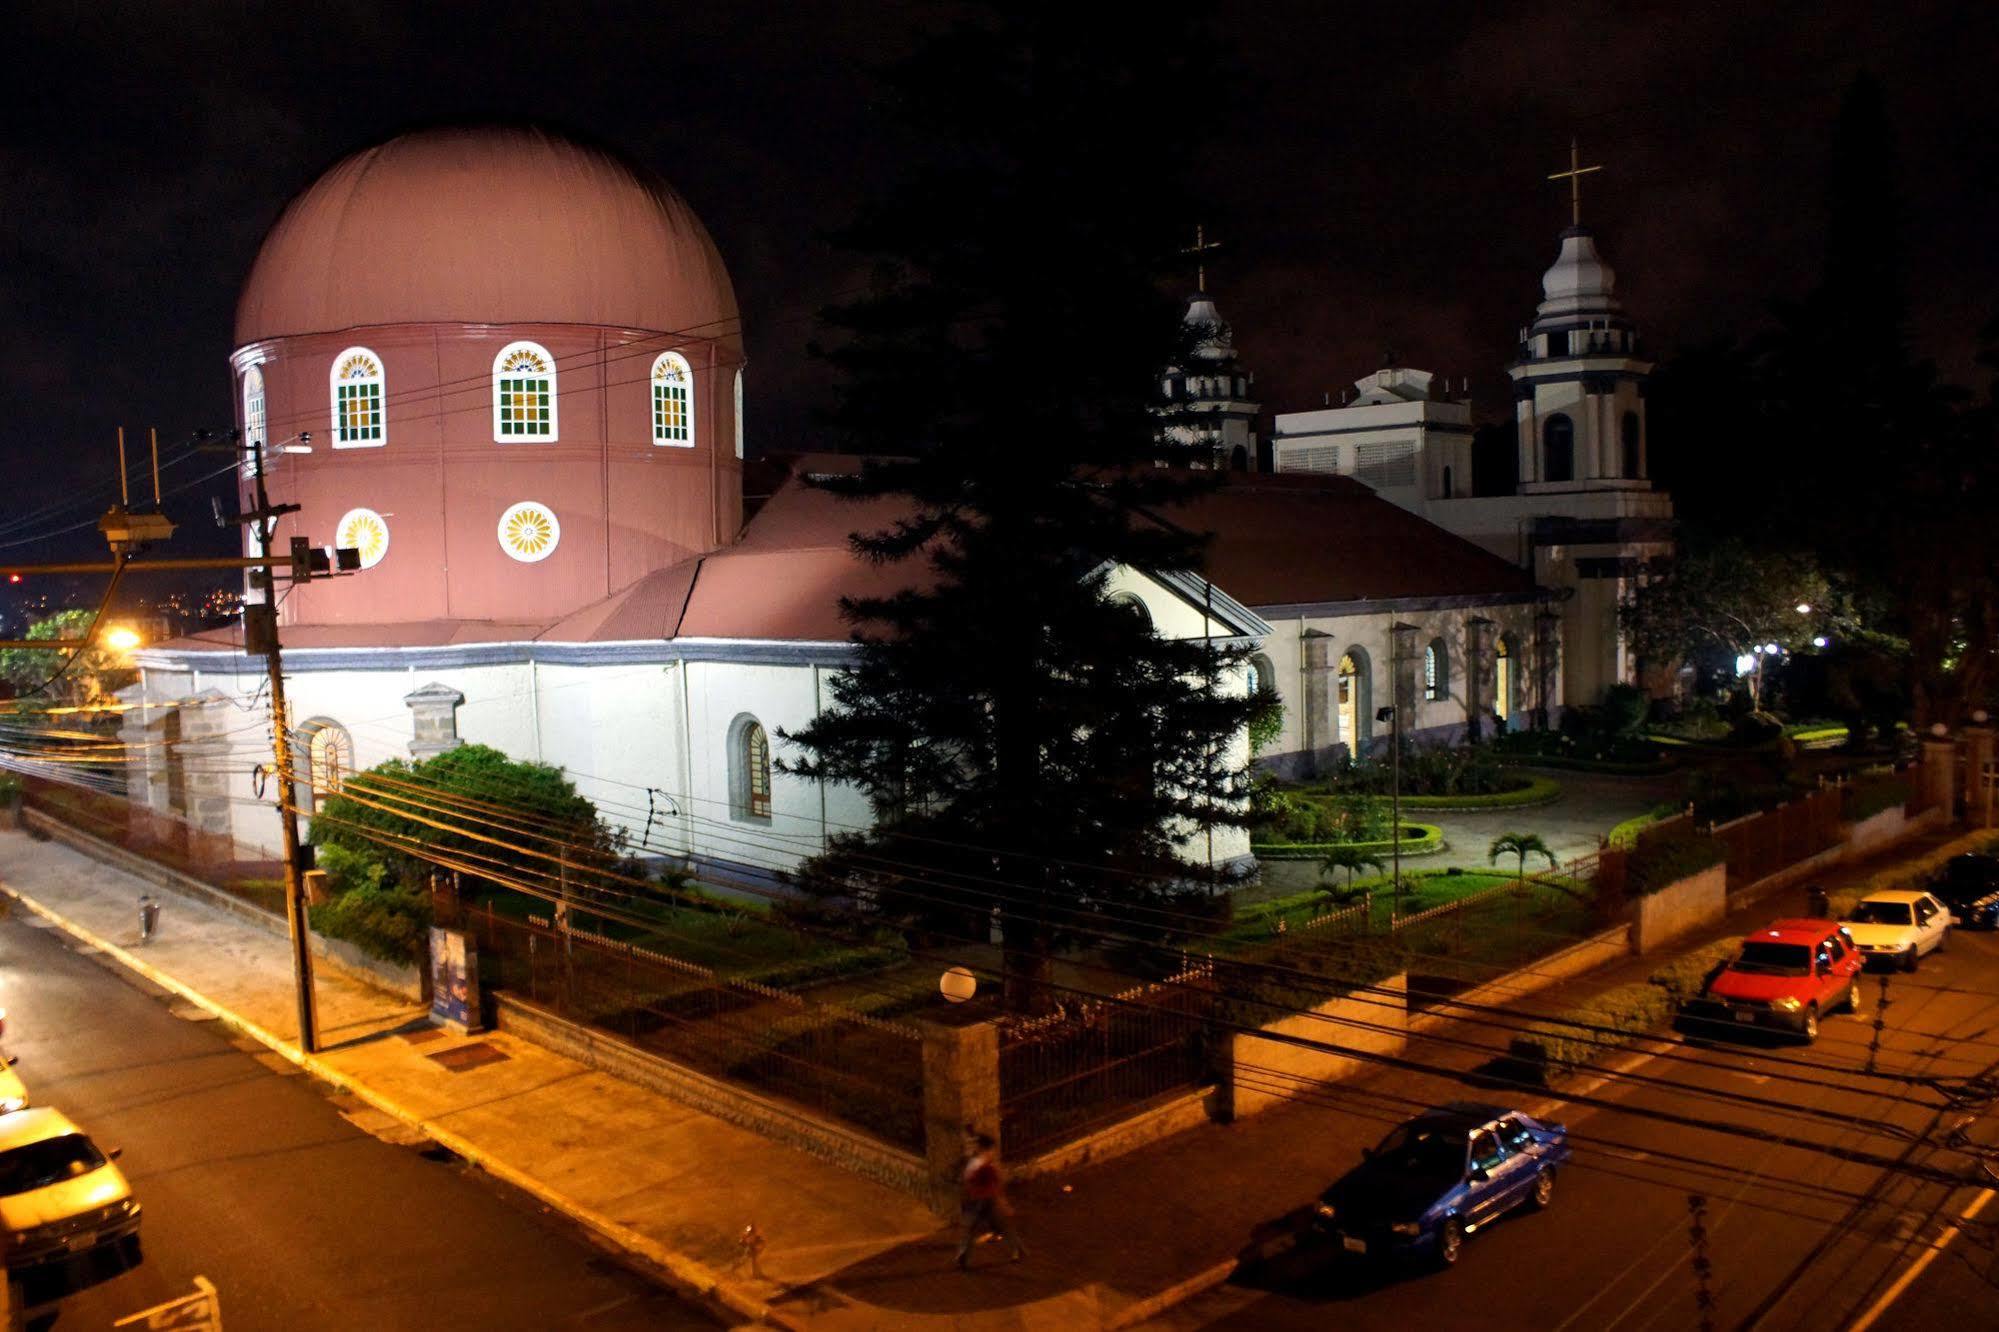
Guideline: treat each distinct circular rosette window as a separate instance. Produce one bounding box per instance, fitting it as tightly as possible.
[334,507,390,569]
[497,501,561,563]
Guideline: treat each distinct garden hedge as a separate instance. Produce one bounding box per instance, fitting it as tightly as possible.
[1625,826,1727,897]
[1507,982,1672,1076]
[1390,774,1563,811]
[1646,939,1740,1008]
[1251,822,1445,861]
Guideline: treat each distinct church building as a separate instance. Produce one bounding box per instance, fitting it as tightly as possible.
[1269,157,1673,708]
[123,127,1564,886]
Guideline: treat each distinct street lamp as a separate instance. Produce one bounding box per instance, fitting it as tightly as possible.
[1376,704,1402,904]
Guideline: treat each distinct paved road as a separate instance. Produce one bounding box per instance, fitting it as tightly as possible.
[0,911,718,1330]
[1153,923,1999,1330]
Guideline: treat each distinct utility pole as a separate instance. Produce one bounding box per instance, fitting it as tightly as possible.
[238,432,319,1053]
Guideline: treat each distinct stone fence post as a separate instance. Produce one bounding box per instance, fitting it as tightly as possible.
[1921,733,1958,818]
[920,1015,999,1215]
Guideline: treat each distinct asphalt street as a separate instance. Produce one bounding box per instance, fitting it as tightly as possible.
[1153,921,1999,1330]
[0,909,719,1330]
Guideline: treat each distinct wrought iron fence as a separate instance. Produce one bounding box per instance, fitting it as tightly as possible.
[996,959,1216,1157]
[472,904,927,1151]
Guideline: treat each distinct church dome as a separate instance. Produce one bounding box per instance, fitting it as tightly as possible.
[1536,226,1622,321]
[235,126,737,346]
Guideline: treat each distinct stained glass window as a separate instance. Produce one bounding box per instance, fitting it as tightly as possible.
[493,341,557,441]
[745,722,771,818]
[652,352,693,445]
[330,349,385,447]
[242,365,266,476]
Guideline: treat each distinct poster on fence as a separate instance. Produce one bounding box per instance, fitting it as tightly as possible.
[428,927,481,1033]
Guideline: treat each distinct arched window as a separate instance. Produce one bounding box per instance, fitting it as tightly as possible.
[493,340,557,441]
[1494,637,1515,725]
[733,718,773,820]
[1337,649,1371,752]
[1542,413,1574,483]
[242,365,266,476]
[651,351,694,446]
[1247,652,1277,700]
[1621,410,1642,478]
[734,369,746,460]
[1441,465,1454,498]
[1424,638,1448,702]
[330,348,385,448]
[297,719,353,816]
[1231,444,1249,472]
[1110,590,1152,631]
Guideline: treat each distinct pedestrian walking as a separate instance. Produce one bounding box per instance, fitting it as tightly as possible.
[955,1131,1025,1269]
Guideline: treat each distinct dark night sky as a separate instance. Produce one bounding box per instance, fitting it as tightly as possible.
[5,1,1996,569]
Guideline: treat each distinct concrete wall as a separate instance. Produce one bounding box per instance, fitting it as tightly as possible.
[494,993,930,1199]
[1631,863,1727,955]
[1845,805,1910,856]
[1231,974,1409,1117]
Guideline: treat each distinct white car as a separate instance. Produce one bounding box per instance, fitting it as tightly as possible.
[0,1107,140,1272]
[1843,890,1953,971]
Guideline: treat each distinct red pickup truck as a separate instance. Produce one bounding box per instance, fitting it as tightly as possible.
[1696,919,1864,1042]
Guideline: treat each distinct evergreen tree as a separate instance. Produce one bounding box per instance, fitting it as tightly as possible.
[781,4,1268,1010]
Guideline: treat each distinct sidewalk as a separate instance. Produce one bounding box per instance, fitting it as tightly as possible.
[0,821,1979,1329]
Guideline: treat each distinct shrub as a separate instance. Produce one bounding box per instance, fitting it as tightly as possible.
[1508,982,1672,1075]
[0,775,20,804]
[316,841,389,895]
[1599,683,1650,736]
[1626,826,1727,897]
[1646,939,1740,1008]
[1607,804,1681,850]
[311,883,433,965]
[1842,776,1908,823]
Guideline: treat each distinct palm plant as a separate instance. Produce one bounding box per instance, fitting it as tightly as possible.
[1320,845,1386,900]
[1489,831,1559,892]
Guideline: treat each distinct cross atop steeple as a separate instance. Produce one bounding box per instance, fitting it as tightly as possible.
[1547,137,1603,228]
[1183,224,1222,293]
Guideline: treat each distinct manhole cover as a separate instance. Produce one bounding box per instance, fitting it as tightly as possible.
[426,1042,509,1072]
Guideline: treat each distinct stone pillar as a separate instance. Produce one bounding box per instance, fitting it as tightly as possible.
[1534,611,1563,729]
[1465,618,1494,741]
[1301,632,1335,776]
[405,682,466,758]
[1963,723,1995,827]
[1921,733,1958,819]
[921,1016,1000,1215]
[176,690,238,838]
[1389,622,1419,724]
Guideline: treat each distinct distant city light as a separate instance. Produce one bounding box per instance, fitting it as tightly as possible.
[5,574,18,584]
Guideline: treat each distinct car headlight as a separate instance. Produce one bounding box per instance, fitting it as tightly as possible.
[1772,996,1802,1012]
[0,1097,23,1114]
[1391,1222,1423,1237]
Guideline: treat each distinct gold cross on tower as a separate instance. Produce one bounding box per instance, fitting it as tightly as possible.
[1184,224,1223,293]
[1547,138,1602,228]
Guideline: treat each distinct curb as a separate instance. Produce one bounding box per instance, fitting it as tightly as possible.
[0,879,801,1331]
[1102,1258,1238,1329]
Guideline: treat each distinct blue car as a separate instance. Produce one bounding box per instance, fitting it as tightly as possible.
[1932,855,1999,930]
[1310,1102,1570,1268]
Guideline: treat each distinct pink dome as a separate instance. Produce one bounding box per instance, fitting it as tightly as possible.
[235,126,737,346]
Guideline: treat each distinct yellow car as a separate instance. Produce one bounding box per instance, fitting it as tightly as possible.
[0,1108,140,1271]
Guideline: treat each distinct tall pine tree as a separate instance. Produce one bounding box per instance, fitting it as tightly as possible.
[780,5,1267,1010]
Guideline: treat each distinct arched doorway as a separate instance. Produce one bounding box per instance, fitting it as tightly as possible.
[1337,649,1371,753]
[1494,637,1515,726]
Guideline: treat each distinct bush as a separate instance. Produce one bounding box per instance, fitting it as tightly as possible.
[1646,939,1740,1008]
[311,883,433,965]
[1625,827,1726,897]
[1599,683,1650,737]
[1607,804,1681,850]
[1508,982,1672,1075]
[0,775,20,804]
[1842,776,1908,823]
[1491,727,1665,768]
[1321,743,1513,798]
[316,841,389,895]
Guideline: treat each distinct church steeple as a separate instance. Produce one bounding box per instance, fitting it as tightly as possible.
[1506,149,1651,492]
[1160,285,1261,470]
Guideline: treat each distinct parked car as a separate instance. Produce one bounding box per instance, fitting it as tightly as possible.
[1842,890,1953,971]
[1931,855,1999,930]
[1309,1102,1569,1268]
[1695,919,1863,1042]
[0,1108,140,1272]
[0,1009,22,1115]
